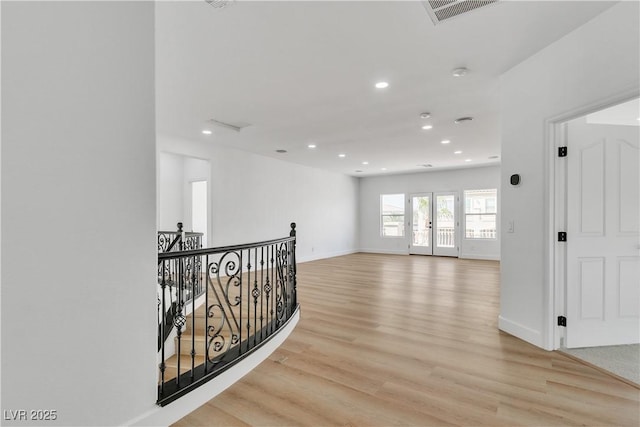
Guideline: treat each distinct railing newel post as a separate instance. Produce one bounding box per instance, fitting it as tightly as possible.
[289,222,297,309]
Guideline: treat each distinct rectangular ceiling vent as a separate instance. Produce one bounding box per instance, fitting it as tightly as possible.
[208,118,250,132]
[422,0,498,25]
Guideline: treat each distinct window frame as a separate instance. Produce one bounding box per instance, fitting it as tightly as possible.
[463,189,498,240]
[380,193,406,238]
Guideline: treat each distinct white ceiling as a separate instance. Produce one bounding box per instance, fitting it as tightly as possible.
[156,0,615,177]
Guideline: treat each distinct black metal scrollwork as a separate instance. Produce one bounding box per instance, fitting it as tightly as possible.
[157,223,299,407]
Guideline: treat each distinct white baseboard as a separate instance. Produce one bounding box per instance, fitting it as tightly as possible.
[126,310,300,427]
[498,315,544,349]
[297,249,358,263]
[459,253,500,261]
[358,248,408,255]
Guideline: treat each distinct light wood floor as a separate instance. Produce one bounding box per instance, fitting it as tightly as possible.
[173,253,640,426]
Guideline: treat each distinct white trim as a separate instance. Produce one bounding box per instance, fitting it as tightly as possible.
[359,248,408,256]
[498,315,543,348]
[459,253,500,261]
[297,249,358,263]
[125,310,300,427]
[545,87,640,351]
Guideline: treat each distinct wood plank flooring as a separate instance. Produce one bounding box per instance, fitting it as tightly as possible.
[173,253,640,426]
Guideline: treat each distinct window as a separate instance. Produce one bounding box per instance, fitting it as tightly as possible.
[464,189,497,239]
[381,194,405,237]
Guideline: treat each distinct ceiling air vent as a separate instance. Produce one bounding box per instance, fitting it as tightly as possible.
[422,0,498,25]
[207,118,250,132]
[205,0,235,9]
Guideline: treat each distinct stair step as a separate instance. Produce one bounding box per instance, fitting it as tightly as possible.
[184,311,272,334]
[160,354,206,383]
[174,333,246,356]
[191,297,276,315]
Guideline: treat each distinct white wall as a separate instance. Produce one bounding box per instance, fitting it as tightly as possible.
[158,135,360,262]
[158,152,185,231]
[182,157,210,239]
[157,152,210,235]
[358,166,501,259]
[1,2,157,426]
[499,2,639,350]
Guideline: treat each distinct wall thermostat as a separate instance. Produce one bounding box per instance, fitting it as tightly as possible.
[510,174,521,186]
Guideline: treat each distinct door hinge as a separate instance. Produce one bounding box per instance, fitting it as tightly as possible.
[557,316,567,327]
[558,146,568,157]
[558,231,567,242]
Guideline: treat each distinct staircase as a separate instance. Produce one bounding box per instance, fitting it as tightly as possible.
[156,223,298,406]
[160,270,288,384]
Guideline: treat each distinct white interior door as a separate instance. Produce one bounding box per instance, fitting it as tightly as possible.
[409,194,433,255]
[433,192,459,257]
[565,119,640,348]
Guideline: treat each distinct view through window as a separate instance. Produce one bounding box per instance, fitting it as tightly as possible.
[464,189,497,239]
[381,194,405,237]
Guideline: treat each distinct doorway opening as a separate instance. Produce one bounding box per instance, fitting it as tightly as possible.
[157,152,211,246]
[552,96,639,351]
[191,180,208,248]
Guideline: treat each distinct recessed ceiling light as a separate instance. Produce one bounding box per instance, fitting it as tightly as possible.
[465,158,472,162]
[452,67,468,77]
[381,167,387,171]
[338,153,346,158]
[420,112,431,119]
[362,161,369,165]
[375,81,389,89]
[421,125,433,130]
[202,130,212,135]
[454,117,473,124]
[307,144,316,149]
[454,150,462,154]
[276,149,287,154]
[441,140,451,144]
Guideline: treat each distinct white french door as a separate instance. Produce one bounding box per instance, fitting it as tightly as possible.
[409,194,433,255]
[565,120,640,348]
[409,192,459,257]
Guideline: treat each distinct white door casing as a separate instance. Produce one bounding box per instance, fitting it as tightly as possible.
[565,120,640,348]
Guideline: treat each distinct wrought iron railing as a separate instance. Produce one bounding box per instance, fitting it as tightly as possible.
[157,223,205,351]
[158,222,203,253]
[157,223,298,406]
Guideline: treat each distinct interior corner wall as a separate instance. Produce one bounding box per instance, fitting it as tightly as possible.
[157,135,359,262]
[1,2,157,425]
[158,152,186,231]
[499,2,640,350]
[358,165,501,259]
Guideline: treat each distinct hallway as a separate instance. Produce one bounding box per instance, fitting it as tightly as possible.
[174,253,639,426]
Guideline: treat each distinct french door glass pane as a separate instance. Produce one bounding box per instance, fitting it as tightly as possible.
[436,195,455,248]
[412,196,431,247]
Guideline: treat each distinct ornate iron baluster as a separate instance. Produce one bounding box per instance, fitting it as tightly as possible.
[159,259,167,394]
[252,248,260,347]
[190,253,197,379]
[259,246,265,341]
[157,225,299,406]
